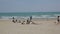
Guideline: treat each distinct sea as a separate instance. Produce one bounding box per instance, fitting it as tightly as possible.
[0,12,60,19]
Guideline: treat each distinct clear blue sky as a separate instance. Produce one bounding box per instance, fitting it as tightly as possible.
[0,0,60,12]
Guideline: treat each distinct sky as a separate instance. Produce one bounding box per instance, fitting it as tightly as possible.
[0,0,60,12]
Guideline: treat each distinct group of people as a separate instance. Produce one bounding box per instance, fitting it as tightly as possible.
[12,16,35,24]
[12,16,60,24]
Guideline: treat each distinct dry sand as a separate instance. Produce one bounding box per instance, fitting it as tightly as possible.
[0,19,60,34]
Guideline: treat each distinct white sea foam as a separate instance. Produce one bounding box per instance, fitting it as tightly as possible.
[40,15,51,18]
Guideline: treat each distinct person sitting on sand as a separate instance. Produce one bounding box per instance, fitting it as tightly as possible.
[12,19,16,23]
[26,18,30,24]
[12,17,15,23]
[12,17,17,23]
[21,21,25,24]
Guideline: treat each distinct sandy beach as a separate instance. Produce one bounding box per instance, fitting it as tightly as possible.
[0,19,60,34]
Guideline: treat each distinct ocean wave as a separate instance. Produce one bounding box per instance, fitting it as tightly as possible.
[0,15,57,19]
[1,16,12,19]
[54,14,60,16]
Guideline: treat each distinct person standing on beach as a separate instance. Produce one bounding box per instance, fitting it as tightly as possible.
[30,16,32,21]
[57,16,60,23]
[12,17,15,19]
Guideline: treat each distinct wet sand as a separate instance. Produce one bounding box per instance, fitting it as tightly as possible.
[0,19,60,34]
